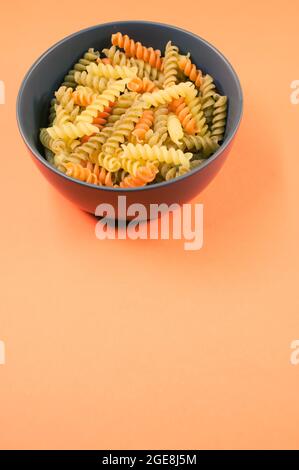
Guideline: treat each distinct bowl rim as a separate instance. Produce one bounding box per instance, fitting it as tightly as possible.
[16,20,243,192]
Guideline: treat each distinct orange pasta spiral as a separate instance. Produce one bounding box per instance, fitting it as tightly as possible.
[178,56,203,87]
[86,162,114,186]
[119,164,158,188]
[92,101,115,129]
[169,97,197,134]
[132,110,155,142]
[127,77,158,93]
[64,162,99,184]
[111,32,162,70]
[73,87,97,106]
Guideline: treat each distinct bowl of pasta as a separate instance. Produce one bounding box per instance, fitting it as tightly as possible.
[17,21,243,216]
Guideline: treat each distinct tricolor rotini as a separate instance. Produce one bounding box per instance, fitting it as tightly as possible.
[41,31,228,188]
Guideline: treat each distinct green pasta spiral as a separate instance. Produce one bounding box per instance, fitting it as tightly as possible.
[62,48,100,88]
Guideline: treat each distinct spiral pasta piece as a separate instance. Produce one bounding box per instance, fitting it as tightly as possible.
[184,93,208,136]
[167,113,183,146]
[132,110,155,142]
[112,32,162,70]
[55,86,75,112]
[62,48,100,88]
[178,56,203,87]
[120,157,158,176]
[74,71,109,93]
[107,92,138,124]
[72,86,98,106]
[127,77,158,93]
[159,163,189,181]
[127,57,164,83]
[84,162,116,186]
[75,79,128,124]
[47,121,99,141]
[49,98,57,124]
[40,128,67,153]
[63,162,100,184]
[87,62,137,80]
[181,134,219,157]
[102,46,128,66]
[200,74,216,124]
[101,101,145,167]
[119,164,158,188]
[168,97,197,134]
[142,82,196,107]
[163,41,179,88]
[72,127,114,163]
[120,143,192,167]
[210,95,227,142]
[145,105,169,146]
[92,102,115,129]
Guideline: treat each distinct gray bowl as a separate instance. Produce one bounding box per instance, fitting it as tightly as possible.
[17,21,243,215]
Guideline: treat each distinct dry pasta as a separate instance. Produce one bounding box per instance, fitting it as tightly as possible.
[41,32,228,186]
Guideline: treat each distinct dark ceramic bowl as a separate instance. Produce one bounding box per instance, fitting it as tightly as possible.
[17,21,243,216]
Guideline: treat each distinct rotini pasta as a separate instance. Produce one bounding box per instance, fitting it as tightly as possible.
[62,48,100,88]
[142,82,195,107]
[102,45,128,66]
[87,62,137,80]
[168,97,197,134]
[132,110,155,142]
[181,134,220,157]
[178,55,203,87]
[74,71,109,93]
[41,32,227,187]
[127,77,158,93]
[120,143,192,167]
[119,164,158,188]
[163,41,179,89]
[75,79,128,124]
[101,101,145,170]
[210,95,227,143]
[128,57,164,83]
[112,32,162,69]
[167,113,183,146]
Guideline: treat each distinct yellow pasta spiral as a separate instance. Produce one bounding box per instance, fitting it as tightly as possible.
[128,57,164,83]
[75,79,128,124]
[87,62,137,80]
[55,86,76,113]
[47,121,99,140]
[39,128,66,153]
[120,157,150,176]
[163,41,179,89]
[120,143,192,167]
[167,113,183,146]
[102,46,128,66]
[74,71,109,93]
[142,82,195,107]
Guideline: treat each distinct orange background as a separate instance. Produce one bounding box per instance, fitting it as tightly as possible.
[0,0,299,450]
